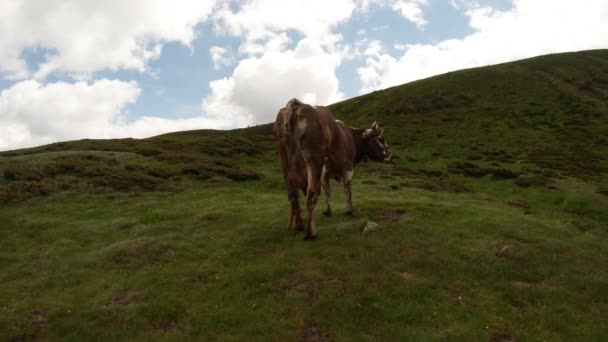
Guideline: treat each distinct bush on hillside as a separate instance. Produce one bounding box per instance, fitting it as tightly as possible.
[0,180,49,204]
[2,163,44,182]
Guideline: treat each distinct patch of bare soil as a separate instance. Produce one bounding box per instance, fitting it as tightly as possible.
[507,199,534,215]
[180,272,213,286]
[299,319,330,342]
[110,241,175,267]
[107,289,136,307]
[31,251,52,270]
[151,320,179,334]
[509,298,526,314]
[376,209,406,223]
[279,272,347,300]
[507,199,530,210]
[29,309,48,329]
[396,271,416,280]
[511,281,534,288]
[445,285,470,306]
[279,275,319,300]
[490,329,515,342]
[198,213,222,222]
[446,286,465,300]
[324,274,347,296]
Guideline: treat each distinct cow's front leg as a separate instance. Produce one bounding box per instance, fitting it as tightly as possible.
[305,164,323,240]
[322,166,332,217]
[343,169,354,216]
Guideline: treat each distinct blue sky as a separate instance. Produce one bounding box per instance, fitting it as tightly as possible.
[1,0,606,151]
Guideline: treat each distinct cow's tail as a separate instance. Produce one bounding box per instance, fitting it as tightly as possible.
[282,101,301,190]
[282,99,301,148]
[282,108,292,143]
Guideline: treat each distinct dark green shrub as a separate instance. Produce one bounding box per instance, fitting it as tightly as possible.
[514,175,550,188]
[0,181,49,203]
[2,164,43,182]
[490,168,519,180]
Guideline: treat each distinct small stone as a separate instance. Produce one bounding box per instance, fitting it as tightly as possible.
[496,244,512,257]
[362,220,380,233]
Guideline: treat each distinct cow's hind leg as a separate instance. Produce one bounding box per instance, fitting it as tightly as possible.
[343,169,355,216]
[322,166,332,217]
[287,191,305,233]
[304,163,323,240]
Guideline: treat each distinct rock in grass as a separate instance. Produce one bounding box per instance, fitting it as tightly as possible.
[362,220,380,234]
[496,244,512,257]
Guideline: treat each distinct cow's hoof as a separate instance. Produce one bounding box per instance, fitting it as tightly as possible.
[345,211,355,217]
[322,210,332,217]
[304,234,318,241]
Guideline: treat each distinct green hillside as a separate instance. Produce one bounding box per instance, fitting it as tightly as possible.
[1,50,607,340]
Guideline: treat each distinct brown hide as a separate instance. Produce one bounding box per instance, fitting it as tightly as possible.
[273,98,390,239]
[273,107,307,194]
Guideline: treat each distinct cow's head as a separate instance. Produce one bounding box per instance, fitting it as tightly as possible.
[362,122,392,162]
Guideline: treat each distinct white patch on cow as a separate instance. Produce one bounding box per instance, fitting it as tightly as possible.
[296,118,307,131]
[345,170,354,182]
[321,165,327,180]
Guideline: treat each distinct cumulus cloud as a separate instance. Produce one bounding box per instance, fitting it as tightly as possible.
[0,80,236,151]
[0,0,358,150]
[0,0,216,79]
[205,1,361,125]
[358,0,608,93]
[209,46,235,70]
[203,39,344,125]
[213,0,356,55]
[390,0,430,29]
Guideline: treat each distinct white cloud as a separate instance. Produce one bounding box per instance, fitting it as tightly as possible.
[213,0,355,55]
[449,0,481,11]
[0,79,139,150]
[209,46,235,70]
[358,0,608,93]
[353,0,431,29]
[237,32,292,56]
[0,79,237,151]
[203,39,344,126]
[390,0,430,29]
[0,0,216,79]
[355,0,382,13]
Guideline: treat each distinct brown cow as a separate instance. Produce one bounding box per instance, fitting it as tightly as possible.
[273,98,391,240]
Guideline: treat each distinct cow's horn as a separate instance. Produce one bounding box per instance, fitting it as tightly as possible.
[371,121,378,130]
[378,128,384,137]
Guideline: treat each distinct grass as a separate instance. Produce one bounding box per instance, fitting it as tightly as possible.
[0,50,607,340]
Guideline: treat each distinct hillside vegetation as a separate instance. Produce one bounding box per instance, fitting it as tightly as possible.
[1,50,607,340]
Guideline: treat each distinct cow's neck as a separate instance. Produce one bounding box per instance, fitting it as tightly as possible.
[348,127,367,164]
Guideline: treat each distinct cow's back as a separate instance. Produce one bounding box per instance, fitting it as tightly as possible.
[292,104,335,159]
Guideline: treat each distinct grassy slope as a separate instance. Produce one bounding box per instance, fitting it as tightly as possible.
[1,50,607,340]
